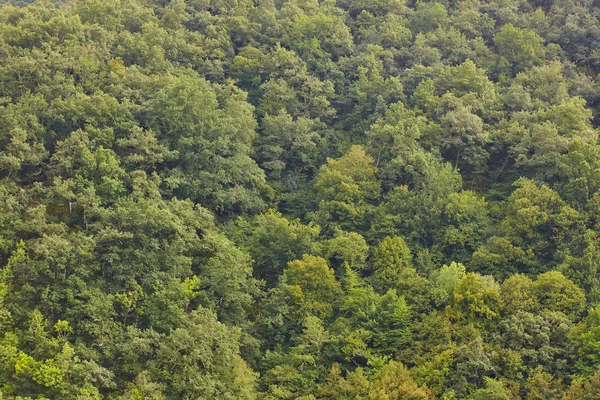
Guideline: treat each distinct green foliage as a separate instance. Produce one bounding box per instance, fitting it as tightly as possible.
[318,360,435,399]
[226,210,320,285]
[470,377,512,400]
[313,145,381,234]
[500,273,539,314]
[559,230,600,304]
[497,310,573,376]
[533,271,586,320]
[372,236,412,291]
[571,306,600,378]
[1,0,600,397]
[438,191,490,263]
[562,366,600,400]
[144,75,268,215]
[448,336,495,397]
[365,100,428,188]
[129,308,258,399]
[451,273,501,326]
[524,366,563,400]
[319,230,369,270]
[370,290,413,354]
[283,255,341,319]
[472,178,585,277]
[431,261,466,306]
[493,24,546,75]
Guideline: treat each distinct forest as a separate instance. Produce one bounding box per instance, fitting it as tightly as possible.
[2,0,600,398]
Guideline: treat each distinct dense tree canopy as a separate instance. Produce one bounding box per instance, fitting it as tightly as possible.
[2,0,600,398]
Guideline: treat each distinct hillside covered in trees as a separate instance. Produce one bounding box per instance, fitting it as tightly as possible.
[4,0,600,398]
